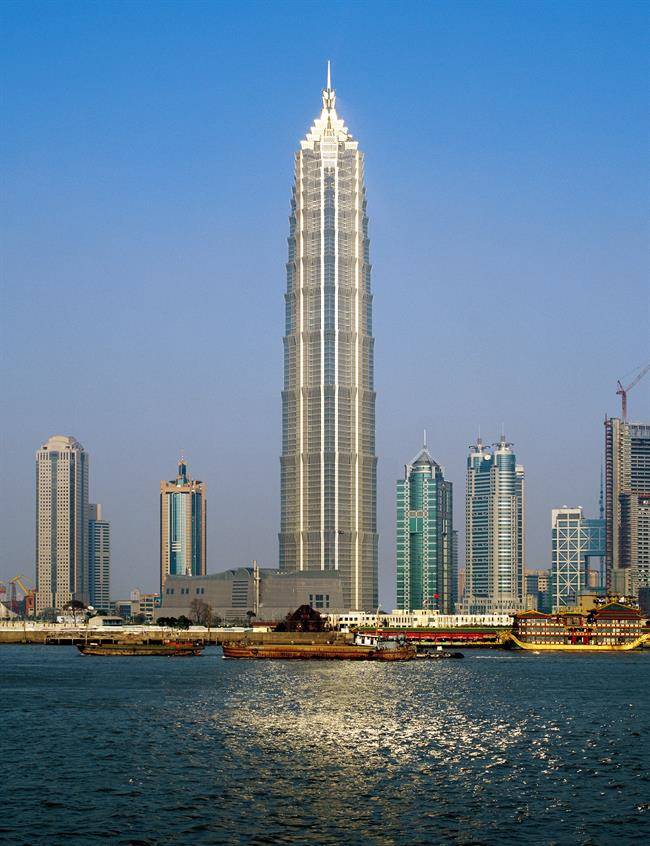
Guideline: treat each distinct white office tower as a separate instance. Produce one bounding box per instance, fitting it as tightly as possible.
[461,435,527,614]
[35,435,89,612]
[279,66,378,610]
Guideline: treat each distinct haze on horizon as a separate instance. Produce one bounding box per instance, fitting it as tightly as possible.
[1,1,648,606]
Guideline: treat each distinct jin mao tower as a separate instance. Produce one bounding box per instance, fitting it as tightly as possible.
[279,66,377,610]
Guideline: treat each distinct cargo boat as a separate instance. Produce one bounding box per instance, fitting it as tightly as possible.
[222,641,416,661]
[77,640,204,656]
[509,602,649,652]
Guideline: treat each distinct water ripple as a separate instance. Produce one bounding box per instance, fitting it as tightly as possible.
[1,647,649,845]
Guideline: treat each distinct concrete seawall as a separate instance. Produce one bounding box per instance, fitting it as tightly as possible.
[0,624,348,646]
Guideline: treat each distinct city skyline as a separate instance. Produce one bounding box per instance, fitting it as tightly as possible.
[2,3,649,605]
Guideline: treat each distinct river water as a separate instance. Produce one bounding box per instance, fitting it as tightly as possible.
[1,646,648,845]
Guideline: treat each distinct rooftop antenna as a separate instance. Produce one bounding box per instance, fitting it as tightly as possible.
[327,59,331,90]
[423,428,427,449]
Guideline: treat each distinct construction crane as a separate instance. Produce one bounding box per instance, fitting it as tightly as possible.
[9,575,35,616]
[616,361,650,421]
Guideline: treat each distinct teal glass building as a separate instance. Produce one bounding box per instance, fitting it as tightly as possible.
[396,445,454,613]
[160,459,207,593]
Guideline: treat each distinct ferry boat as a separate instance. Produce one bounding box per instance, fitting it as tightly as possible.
[77,640,204,656]
[509,602,648,652]
[222,640,416,661]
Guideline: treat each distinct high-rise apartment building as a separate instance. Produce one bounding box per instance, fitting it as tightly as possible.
[160,459,206,593]
[550,507,605,610]
[604,418,650,594]
[35,435,89,613]
[396,445,454,613]
[89,503,111,611]
[461,435,526,614]
[279,66,377,611]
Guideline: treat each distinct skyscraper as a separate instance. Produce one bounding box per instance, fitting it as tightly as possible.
[160,458,206,593]
[89,503,111,611]
[605,418,650,594]
[279,66,377,611]
[550,507,605,610]
[35,435,89,613]
[396,443,454,613]
[461,434,526,614]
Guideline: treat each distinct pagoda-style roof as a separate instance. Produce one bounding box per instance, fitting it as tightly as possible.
[593,602,640,618]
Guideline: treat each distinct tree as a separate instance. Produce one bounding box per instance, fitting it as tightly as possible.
[189,597,212,627]
[176,615,191,630]
[64,599,87,625]
[132,613,147,625]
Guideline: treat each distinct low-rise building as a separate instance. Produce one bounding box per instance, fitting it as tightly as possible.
[157,565,344,623]
[111,590,161,622]
[327,609,513,631]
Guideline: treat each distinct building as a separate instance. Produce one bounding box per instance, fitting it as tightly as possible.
[328,610,512,631]
[160,458,206,593]
[461,435,526,614]
[133,591,160,622]
[158,565,344,622]
[457,568,465,605]
[525,568,551,612]
[550,507,605,610]
[279,65,378,611]
[605,418,650,595]
[396,443,454,613]
[111,589,160,622]
[88,503,110,611]
[35,435,89,613]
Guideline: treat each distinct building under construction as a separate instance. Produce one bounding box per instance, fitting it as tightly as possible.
[605,364,650,596]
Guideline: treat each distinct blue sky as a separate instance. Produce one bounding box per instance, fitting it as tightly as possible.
[1,0,648,605]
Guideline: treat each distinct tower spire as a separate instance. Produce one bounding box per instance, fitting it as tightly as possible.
[322,60,335,111]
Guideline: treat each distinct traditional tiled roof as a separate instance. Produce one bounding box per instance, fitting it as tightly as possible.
[593,602,640,618]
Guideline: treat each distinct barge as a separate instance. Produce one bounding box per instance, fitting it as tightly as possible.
[77,640,204,656]
[222,640,416,661]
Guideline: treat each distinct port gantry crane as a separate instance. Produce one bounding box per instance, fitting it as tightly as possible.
[616,361,650,421]
[8,574,35,615]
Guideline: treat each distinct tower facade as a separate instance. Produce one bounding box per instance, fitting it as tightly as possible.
[89,503,111,611]
[396,445,454,613]
[550,507,605,610]
[605,418,650,594]
[279,67,377,611]
[160,459,206,593]
[35,435,89,612]
[461,435,526,614]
